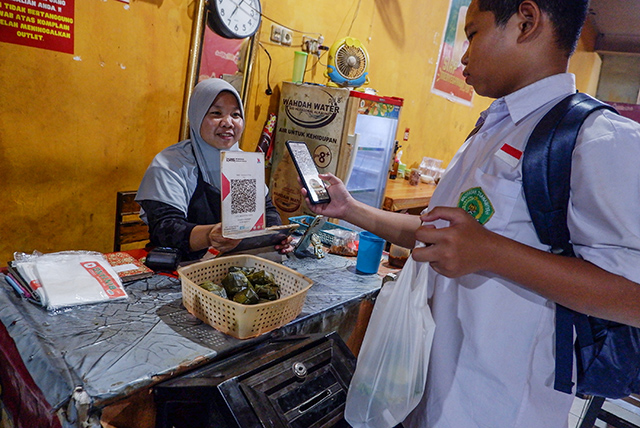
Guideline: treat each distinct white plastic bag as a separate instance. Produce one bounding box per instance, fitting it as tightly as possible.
[13,250,128,311]
[345,256,435,428]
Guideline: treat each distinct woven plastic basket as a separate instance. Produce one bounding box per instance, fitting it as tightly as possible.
[178,255,313,339]
[288,215,355,246]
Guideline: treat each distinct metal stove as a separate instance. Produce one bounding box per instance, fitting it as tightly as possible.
[154,332,356,428]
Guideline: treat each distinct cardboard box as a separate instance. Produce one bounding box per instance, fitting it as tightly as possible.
[269,83,351,219]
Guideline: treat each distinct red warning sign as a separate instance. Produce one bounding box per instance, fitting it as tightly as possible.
[0,0,74,54]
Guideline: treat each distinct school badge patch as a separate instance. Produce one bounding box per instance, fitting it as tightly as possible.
[458,187,494,225]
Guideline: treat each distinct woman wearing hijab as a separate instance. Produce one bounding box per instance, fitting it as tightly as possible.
[136,78,289,260]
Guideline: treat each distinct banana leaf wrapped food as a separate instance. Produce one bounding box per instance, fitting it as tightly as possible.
[222,271,251,296]
[232,286,260,304]
[229,266,256,276]
[201,267,281,305]
[198,281,228,299]
[254,283,280,301]
[246,270,276,286]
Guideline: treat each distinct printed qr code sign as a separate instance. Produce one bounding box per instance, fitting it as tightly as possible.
[230,178,257,214]
[221,152,266,237]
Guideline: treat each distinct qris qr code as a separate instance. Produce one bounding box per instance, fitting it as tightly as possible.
[230,178,257,214]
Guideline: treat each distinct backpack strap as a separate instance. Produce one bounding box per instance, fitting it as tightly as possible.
[522,92,617,394]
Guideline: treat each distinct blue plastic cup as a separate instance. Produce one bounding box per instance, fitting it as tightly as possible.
[356,231,385,274]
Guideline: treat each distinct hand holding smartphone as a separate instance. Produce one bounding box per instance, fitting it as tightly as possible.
[285,140,331,204]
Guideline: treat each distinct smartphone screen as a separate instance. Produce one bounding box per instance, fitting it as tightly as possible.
[286,140,331,204]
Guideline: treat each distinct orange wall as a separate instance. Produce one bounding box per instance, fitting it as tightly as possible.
[1,0,193,262]
[243,0,492,168]
[0,0,601,263]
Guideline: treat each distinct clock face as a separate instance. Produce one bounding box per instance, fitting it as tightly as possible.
[210,0,262,39]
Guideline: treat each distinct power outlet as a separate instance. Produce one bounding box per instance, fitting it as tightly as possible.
[302,36,319,55]
[270,24,282,43]
[281,28,293,46]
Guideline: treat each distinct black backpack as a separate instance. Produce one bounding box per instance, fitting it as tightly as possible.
[522,92,640,399]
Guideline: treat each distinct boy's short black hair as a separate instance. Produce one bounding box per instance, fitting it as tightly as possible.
[477,0,589,56]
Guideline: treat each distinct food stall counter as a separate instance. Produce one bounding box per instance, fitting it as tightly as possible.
[0,253,389,428]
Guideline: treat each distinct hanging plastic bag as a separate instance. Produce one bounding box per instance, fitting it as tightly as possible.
[345,256,435,428]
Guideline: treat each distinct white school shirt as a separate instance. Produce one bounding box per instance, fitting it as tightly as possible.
[405,73,640,428]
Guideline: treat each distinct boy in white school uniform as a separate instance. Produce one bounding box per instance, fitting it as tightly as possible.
[303,0,640,426]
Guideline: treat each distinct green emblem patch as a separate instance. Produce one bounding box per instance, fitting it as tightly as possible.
[458,187,494,225]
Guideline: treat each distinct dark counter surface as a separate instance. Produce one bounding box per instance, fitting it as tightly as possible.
[0,253,384,421]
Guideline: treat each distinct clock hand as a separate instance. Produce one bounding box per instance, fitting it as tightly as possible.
[229,0,245,19]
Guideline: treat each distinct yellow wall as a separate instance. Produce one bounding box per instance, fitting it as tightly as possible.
[0,0,600,263]
[245,0,492,169]
[1,0,193,262]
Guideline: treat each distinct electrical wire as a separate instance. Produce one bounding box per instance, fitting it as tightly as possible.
[258,41,273,95]
[262,16,322,37]
[220,0,328,87]
[347,0,362,35]
[306,50,328,72]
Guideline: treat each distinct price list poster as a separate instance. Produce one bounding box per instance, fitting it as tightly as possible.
[0,0,74,54]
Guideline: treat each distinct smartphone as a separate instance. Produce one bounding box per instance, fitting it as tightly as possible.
[285,140,331,204]
[227,224,299,254]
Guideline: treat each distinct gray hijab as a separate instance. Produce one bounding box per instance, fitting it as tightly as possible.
[188,78,244,188]
[136,78,244,215]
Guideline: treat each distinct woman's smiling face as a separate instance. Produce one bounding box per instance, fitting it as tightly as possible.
[199,91,244,149]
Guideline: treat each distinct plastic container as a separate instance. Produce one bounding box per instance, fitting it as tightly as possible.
[409,168,421,186]
[419,157,443,178]
[178,255,313,339]
[389,244,411,268]
[397,163,406,180]
[292,51,308,84]
[328,229,359,256]
[356,231,385,274]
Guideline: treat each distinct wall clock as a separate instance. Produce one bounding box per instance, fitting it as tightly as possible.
[208,0,262,39]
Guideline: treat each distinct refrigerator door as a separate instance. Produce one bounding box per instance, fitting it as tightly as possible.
[344,93,403,209]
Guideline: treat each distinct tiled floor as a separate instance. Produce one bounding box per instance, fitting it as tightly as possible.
[570,395,586,427]
[569,395,640,428]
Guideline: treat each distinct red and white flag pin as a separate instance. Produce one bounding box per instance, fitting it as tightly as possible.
[495,143,522,168]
